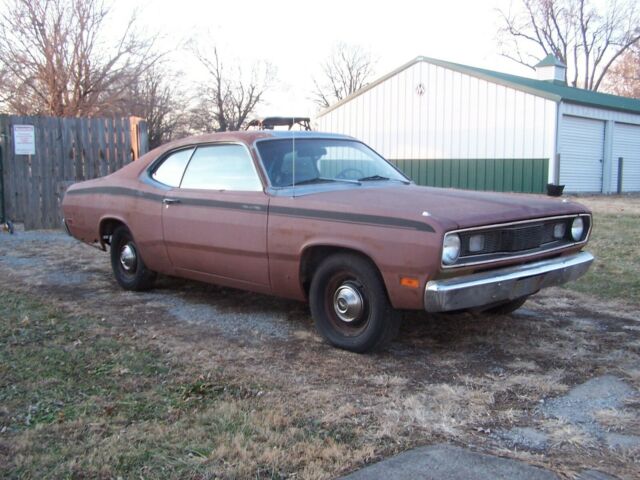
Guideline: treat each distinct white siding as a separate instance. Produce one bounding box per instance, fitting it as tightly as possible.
[562,103,640,125]
[612,123,640,192]
[316,61,557,161]
[559,115,605,192]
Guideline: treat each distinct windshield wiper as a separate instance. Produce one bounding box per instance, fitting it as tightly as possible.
[358,175,410,184]
[287,177,361,186]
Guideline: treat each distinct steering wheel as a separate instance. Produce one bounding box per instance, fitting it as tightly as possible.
[336,168,365,180]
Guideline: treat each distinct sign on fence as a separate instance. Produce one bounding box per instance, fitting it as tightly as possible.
[13,124,36,155]
[0,115,148,230]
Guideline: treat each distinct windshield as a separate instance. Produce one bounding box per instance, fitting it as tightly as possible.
[256,138,409,187]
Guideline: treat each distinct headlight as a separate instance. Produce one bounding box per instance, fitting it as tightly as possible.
[571,217,584,241]
[442,233,461,265]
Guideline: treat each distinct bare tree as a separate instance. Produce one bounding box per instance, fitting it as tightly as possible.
[604,46,640,98]
[120,66,187,149]
[312,43,375,109]
[0,0,160,116]
[497,0,640,90]
[189,47,274,132]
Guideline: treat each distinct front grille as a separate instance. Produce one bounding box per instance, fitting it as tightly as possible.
[504,224,544,251]
[460,224,547,255]
[452,214,590,267]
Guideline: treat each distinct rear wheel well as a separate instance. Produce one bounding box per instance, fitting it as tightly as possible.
[300,246,385,298]
[99,218,127,248]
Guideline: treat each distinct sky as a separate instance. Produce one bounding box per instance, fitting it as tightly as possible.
[121,0,534,118]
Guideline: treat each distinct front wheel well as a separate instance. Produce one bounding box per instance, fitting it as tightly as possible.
[299,246,385,298]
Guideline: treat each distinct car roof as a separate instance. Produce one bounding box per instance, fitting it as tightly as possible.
[134,131,357,169]
[170,130,353,147]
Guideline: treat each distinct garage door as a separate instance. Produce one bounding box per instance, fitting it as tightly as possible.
[559,116,604,193]
[612,123,640,192]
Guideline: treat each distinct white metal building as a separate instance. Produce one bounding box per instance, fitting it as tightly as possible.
[316,55,640,194]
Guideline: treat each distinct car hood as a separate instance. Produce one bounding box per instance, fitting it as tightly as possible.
[285,184,590,232]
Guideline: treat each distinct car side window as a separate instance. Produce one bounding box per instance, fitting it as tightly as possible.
[180,144,262,191]
[152,148,194,187]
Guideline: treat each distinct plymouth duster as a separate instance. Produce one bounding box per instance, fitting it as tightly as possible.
[62,131,593,352]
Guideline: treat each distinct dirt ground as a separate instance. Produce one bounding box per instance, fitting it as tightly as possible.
[1,196,639,479]
[568,194,640,215]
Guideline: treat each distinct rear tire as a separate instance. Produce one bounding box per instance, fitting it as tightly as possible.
[110,226,156,291]
[309,253,400,353]
[483,296,528,315]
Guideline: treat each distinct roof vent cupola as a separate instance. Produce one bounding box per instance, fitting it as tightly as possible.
[535,54,567,84]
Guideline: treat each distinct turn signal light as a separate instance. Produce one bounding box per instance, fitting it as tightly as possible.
[400,277,420,289]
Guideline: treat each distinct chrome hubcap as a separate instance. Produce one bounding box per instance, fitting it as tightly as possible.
[333,283,364,323]
[119,244,137,272]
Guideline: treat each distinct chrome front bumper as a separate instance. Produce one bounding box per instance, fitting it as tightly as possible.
[424,251,594,312]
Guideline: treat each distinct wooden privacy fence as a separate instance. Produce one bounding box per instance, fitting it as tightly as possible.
[0,115,148,230]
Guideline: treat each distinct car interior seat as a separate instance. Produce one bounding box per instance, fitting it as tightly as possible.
[277,152,320,186]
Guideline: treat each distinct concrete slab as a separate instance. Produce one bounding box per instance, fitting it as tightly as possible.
[542,375,636,432]
[605,433,640,450]
[340,444,558,480]
[496,427,549,452]
[576,470,620,480]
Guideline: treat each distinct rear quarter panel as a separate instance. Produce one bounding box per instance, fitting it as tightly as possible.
[62,177,170,274]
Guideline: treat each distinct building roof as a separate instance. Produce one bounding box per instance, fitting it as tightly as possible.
[535,54,566,68]
[317,56,640,117]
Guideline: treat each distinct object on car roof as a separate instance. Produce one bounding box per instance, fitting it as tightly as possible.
[245,116,311,131]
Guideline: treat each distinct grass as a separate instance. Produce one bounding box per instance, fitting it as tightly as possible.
[564,207,640,304]
[0,293,372,479]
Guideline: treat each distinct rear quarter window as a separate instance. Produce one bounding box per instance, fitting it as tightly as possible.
[151,148,195,187]
[180,144,262,191]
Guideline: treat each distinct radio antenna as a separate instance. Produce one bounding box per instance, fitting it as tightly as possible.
[291,122,296,197]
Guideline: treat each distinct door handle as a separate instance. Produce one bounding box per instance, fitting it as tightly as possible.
[163,198,181,205]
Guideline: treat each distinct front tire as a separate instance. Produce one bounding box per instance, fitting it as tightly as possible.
[110,226,156,291]
[309,253,400,353]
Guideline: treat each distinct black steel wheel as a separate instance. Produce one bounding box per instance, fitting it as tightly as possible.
[309,253,400,353]
[110,226,156,291]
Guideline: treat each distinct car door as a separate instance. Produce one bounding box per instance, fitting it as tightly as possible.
[160,143,270,288]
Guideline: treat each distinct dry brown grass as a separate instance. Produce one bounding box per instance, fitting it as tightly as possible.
[593,409,640,434]
[570,194,640,215]
[378,382,495,438]
[544,420,598,450]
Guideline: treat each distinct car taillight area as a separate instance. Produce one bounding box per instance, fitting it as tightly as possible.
[442,214,591,268]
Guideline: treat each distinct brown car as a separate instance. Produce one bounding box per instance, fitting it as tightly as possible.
[62,131,593,352]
